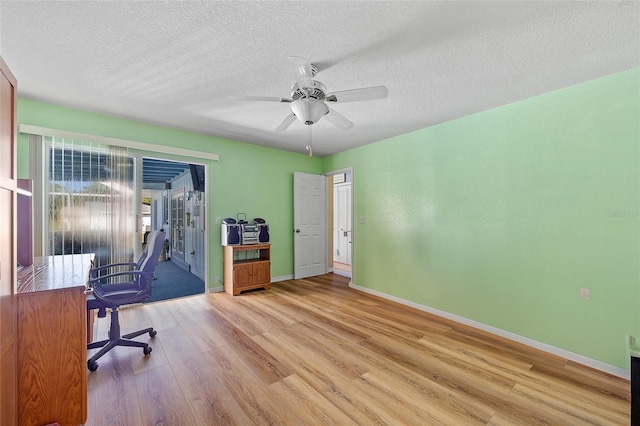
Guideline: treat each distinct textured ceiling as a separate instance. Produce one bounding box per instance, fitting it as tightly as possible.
[1,1,638,157]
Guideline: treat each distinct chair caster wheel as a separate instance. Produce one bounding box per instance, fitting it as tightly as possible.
[143,345,152,356]
[149,330,157,338]
[88,361,99,371]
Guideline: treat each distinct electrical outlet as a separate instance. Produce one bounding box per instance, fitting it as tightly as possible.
[580,288,590,299]
[628,335,636,347]
[215,275,220,283]
[359,216,366,224]
[215,217,220,225]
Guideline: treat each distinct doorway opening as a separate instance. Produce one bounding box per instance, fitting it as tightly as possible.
[326,168,353,279]
[140,157,207,302]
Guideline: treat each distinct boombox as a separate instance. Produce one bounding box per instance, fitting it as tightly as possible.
[221,217,269,245]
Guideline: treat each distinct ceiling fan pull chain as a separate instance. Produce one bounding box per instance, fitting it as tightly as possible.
[307,125,313,157]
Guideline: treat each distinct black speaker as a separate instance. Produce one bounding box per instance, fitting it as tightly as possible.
[165,182,172,189]
[258,224,269,243]
[221,224,240,245]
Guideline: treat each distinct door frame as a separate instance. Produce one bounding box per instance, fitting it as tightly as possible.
[324,166,354,281]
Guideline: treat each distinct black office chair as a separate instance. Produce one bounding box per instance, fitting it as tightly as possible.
[86,230,166,371]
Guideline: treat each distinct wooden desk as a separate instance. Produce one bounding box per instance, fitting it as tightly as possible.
[17,253,94,426]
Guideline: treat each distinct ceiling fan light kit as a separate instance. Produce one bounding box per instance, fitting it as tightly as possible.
[291,99,328,125]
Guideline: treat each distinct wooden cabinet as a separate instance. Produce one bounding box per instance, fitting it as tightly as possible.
[0,54,18,426]
[223,244,271,296]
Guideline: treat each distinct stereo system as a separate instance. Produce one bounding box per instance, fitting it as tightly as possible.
[221,215,269,246]
[240,224,259,245]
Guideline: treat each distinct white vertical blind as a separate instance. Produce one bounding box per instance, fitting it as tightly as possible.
[46,136,134,268]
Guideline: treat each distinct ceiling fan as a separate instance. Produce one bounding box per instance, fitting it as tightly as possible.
[229,61,389,133]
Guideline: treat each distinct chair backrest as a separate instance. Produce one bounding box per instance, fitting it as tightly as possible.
[135,244,149,270]
[136,230,165,290]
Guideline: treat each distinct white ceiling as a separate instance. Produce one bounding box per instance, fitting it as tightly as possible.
[1,1,638,157]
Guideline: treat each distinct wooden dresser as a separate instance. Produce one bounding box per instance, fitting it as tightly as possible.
[17,253,94,426]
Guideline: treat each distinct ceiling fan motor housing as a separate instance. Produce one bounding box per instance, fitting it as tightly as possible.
[291,80,327,101]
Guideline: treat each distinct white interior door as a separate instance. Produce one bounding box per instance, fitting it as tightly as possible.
[294,172,326,279]
[333,182,352,265]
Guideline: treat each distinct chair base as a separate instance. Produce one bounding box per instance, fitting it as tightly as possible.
[87,307,157,371]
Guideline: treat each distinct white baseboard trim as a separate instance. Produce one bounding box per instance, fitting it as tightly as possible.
[349,281,630,380]
[208,285,224,293]
[271,274,293,282]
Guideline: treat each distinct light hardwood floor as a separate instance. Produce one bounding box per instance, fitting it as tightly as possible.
[86,274,630,425]
[333,261,351,273]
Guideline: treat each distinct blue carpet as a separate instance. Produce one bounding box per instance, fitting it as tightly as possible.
[145,260,205,303]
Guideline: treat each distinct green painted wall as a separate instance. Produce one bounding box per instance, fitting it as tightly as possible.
[16,99,323,285]
[323,68,640,369]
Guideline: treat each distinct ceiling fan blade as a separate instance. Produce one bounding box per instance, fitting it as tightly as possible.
[324,107,354,131]
[228,95,292,103]
[275,113,297,132]
[325,86,388,103]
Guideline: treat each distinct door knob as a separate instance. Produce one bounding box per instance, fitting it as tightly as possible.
[295,229,301,233]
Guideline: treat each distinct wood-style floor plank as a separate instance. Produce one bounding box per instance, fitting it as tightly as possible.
[86,342,144,425]
[160,325,252,425]
[268,374,358,425]
[134,363,197,425]
[85,273,630,425]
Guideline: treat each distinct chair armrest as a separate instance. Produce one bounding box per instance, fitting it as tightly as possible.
[91,262,137,271]
[89,270,152,288]
[90,262,137,279]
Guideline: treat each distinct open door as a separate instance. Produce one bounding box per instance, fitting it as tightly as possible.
[293,172,326,279]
